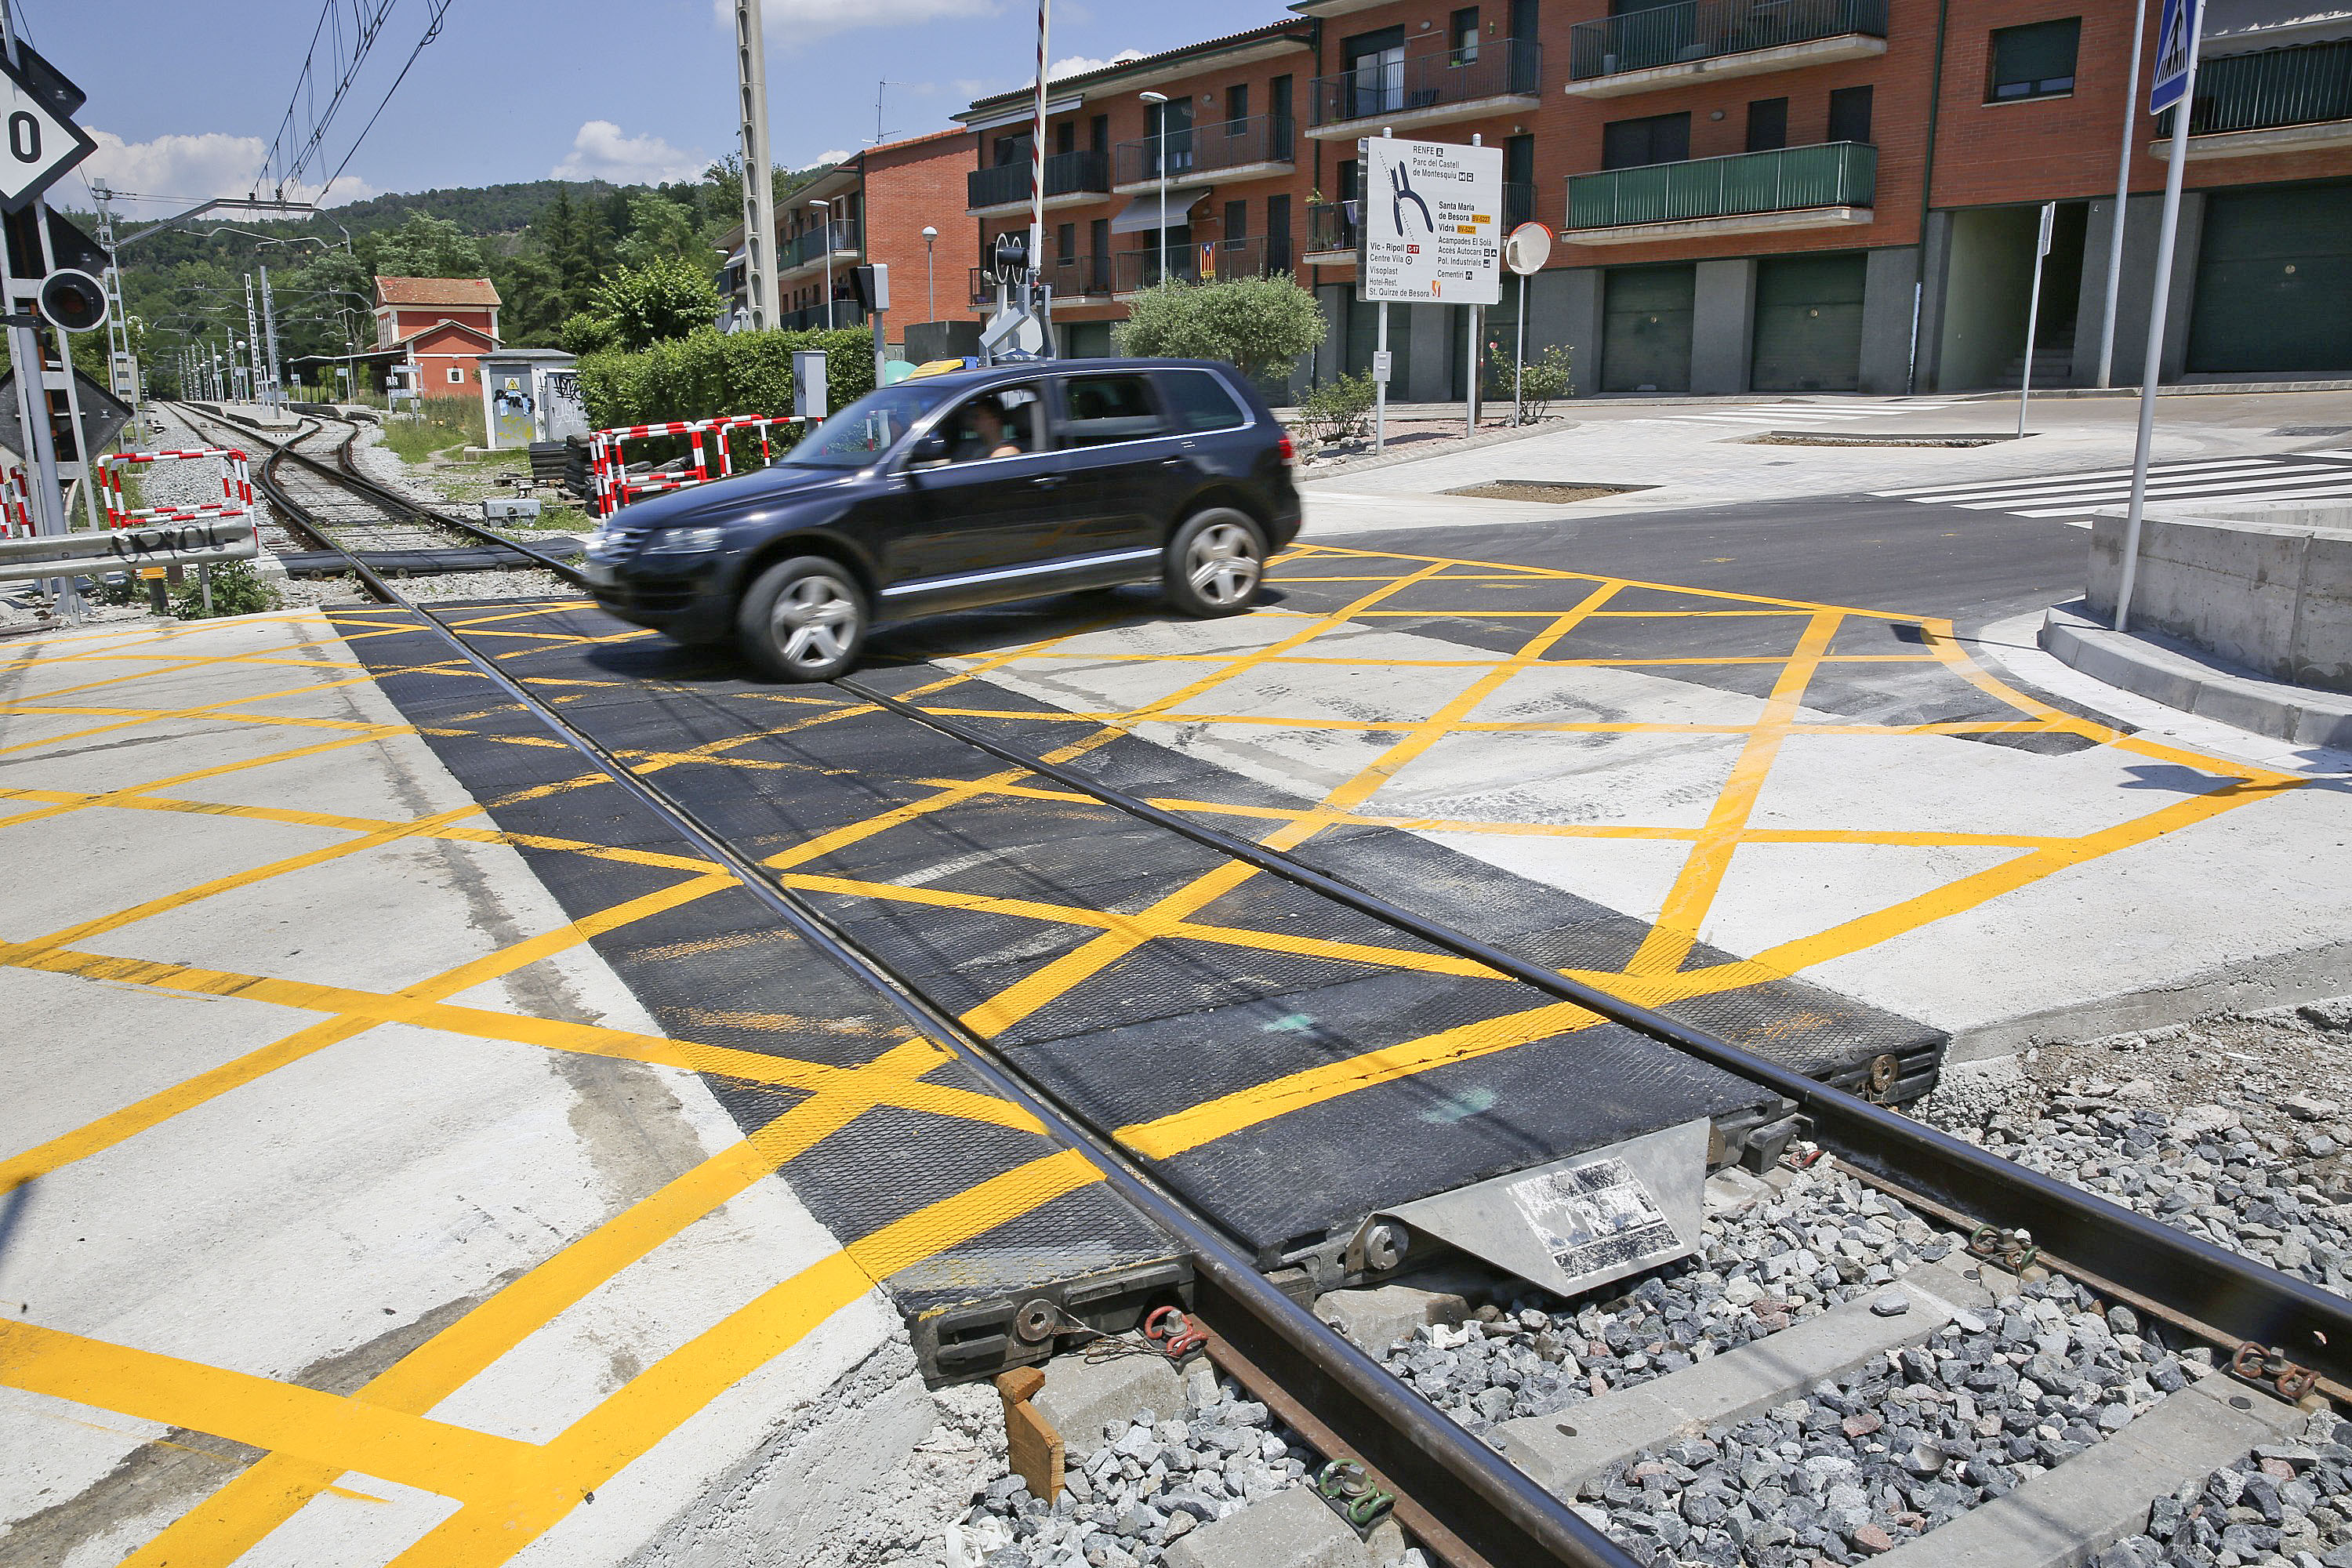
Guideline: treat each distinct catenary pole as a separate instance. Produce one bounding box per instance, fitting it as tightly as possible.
[2116,5,2204,632]
[1029,0,1049,303]
[735,0,781,330]
[260,266,285,409]
[2095,0,2151,389]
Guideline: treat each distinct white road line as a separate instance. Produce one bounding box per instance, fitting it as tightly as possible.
[1958,465,2352,510]
[1875,456,2306,500]
[2012,480,2352,517]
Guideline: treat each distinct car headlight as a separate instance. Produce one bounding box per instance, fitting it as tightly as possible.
[643,526,727,554]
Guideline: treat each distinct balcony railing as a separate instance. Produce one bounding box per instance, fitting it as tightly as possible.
[1569,0,1888,81]
[1504,180,1537,230]
[782,220,860,270]
[776,300,869,332]
[2158,38,2352,136]
[1566,140,1875,228]
[1114,114,1295,186]
[967,149,1113,210]
[969,250,1114,306]
[1306,200,1361,255]
[1114,236,1287,292]
[1309,38,1541,128]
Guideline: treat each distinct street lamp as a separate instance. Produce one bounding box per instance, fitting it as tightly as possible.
[921,225,938,321]
[1140,92,1170,287]
[809,198,834,329]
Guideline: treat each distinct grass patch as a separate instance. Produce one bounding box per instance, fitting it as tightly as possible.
[381,398,486,464]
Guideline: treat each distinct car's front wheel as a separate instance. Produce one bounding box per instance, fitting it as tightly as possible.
[1163,509,1265,618]
[737,557,868,681]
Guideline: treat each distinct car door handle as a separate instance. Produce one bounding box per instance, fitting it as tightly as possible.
[1031,474,1065,490]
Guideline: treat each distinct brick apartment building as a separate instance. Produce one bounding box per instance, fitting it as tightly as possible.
[942,0,2349,397]
[720,128,982,333]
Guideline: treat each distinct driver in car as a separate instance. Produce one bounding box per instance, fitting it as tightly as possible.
[953,394,1027,461]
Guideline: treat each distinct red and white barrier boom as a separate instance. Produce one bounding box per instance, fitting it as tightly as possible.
[588,414,807,520]
[96,448,255,530]
[1,466,34,539]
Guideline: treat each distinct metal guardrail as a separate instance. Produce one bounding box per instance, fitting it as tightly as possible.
[2159,37,2352,136]
[1309,37,1541,126]
[1566,140,1875,228]
[1306,200,1360,254]
[967,149,1112,209]
[1570,0,1888,81]
[0,514,259,583]
[775,301,869,332]
[1114,114,1295,185]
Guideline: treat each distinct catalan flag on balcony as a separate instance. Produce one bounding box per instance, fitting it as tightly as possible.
[1200,241,1217,280]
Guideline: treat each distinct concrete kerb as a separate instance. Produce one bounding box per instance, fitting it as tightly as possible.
[1161,1481,1401,1568]
[1032,1352,1189,1462]
[2040,604,2352,750]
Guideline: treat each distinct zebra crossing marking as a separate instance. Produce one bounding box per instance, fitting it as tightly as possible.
[1873,452,2352,528]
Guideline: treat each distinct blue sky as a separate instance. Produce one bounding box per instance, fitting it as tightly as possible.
[50,0,1283,219]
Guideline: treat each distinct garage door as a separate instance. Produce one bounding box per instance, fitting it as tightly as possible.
[1601,264,1694,393]
[2188,182,2352,374]
[1751,253,1867,393]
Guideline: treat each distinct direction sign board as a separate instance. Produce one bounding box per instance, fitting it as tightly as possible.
[2150,0,2202,113]
[1360,137,1504,307]
[0,50,93,212]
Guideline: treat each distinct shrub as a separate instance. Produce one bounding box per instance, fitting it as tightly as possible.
[1294,371,1376,448]
[586,256,726,353]
[1485,341,1576,423]
[171,559,278,620]
[1112,274,1326,384]
[575,326,879,433]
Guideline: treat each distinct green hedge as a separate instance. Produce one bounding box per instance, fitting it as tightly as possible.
[575,326,880,432]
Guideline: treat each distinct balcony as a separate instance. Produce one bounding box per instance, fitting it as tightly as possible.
[1564,141,1875,243]
[1304,200,1361,262]
[776,300,869,332]
[1112,236,1287,296]
[967,150,1113,215]
[1308,38,1541,139]
[1113,114,1295,191]
[969,250,1115,307]
[779,220,861,280]
[1566,0,1888,97]
[2155,38,2352,160]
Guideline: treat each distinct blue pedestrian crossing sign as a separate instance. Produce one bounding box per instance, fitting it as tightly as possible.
[2149,0,2201,113]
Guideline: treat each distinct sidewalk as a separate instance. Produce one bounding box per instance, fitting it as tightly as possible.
[0,610,978,1566]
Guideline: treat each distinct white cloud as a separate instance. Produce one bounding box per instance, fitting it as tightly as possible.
[1048,48,1144,80]
[811,148,851,165]
[82,129,376,218]
[713,0,996,42]
[551,121,708,185]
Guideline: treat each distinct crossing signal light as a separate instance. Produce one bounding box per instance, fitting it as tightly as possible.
[38,268,105,332]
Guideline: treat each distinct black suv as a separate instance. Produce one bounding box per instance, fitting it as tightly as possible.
[583,358,1301,680]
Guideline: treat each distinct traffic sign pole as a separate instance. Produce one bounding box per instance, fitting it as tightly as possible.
[2019,200,2055,438]
[2117,0,2204,633]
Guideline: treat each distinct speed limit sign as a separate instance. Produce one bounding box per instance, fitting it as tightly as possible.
[0,52,94,212]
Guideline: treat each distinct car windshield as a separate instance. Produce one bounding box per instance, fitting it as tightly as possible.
[779,383,954,467]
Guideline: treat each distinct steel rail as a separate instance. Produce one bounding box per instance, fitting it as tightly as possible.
[834,676,2352,1389]
[159,405,1639,1568]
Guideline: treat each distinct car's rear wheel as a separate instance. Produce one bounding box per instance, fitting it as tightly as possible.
[737,557,867,681]
[1163,509,1265,618]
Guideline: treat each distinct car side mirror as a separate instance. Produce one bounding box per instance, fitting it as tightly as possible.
[908,430,950,468]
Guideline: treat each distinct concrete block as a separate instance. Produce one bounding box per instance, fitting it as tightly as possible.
[1031,1352,1186,1461]
[1701,1167,1775,1217]
[1860,246,1920,394]
[1163,1483,1377,1568]
[2039,604,2352,746]
[1690,259,1755,395]
[1871,1375,2303,1568]
[1314,1279,1472,1354]
[1492,1260,1993,1495]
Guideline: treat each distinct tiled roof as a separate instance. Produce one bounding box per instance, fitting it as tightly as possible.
[375,276,502,308]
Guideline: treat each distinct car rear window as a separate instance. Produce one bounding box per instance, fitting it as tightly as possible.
[1061,373,1169,448]
[1157,369,1250,433]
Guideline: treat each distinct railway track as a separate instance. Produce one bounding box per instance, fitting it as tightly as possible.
[169,401,585,592]
[187,416,2352,1567]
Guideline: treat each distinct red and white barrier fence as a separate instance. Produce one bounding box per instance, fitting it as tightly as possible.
[96,448,255,530]
[588,414,809,520]
[1,466,34,539]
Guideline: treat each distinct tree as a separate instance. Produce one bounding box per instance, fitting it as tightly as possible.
[585,255,724,352]
[368,212,488,279]
[613,191,710,270]
[492,249,568,347]
[1112,274,1326,384]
